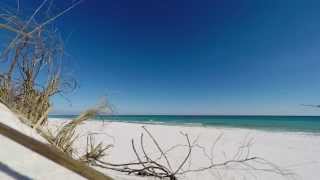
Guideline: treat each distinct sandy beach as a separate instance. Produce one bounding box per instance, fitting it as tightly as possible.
[1,102,320,180]
[49,119,320,180]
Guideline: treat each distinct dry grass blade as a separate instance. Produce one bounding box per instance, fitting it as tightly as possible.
[80,134,113,164]
[49,106,103,156]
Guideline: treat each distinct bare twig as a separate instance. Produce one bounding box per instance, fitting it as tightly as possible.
[89,127,289,180]
[142,126,173,171]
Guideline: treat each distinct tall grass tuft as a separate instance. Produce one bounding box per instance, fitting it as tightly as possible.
[0,5,76,126]
[0,0,113,170]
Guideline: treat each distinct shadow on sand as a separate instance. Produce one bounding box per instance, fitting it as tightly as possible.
[0,161,32,180]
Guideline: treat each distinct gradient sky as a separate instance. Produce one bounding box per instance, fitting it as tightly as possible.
[15,0,320,115]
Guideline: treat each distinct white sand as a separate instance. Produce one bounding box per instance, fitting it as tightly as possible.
[49,119,320,180]
[0,104,84,180]
[0,103,319,180]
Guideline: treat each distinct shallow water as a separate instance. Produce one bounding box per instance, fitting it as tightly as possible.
[49,115,320,133]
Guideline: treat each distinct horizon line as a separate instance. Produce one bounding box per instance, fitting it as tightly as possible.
[49,113,320,117]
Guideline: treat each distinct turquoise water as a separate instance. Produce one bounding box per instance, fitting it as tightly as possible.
[49,115,320,133]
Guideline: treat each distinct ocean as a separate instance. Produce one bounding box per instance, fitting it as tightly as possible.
[49,115,320,133]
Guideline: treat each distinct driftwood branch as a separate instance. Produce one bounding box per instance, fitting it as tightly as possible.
[86,127,291,180]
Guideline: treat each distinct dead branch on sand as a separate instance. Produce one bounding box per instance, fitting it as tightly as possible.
[85,127,293,180]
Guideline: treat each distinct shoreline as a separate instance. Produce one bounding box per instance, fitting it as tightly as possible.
[49,114,320,134]
[50,117,320,135]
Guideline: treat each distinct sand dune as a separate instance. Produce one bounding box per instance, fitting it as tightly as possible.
[0,104,84,180]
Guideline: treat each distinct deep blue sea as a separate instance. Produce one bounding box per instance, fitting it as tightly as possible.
[49,115,320,133]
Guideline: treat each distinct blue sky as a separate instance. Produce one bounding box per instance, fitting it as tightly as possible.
[15,0,320,115]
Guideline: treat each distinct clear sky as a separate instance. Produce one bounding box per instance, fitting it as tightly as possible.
[16,0,320,115]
